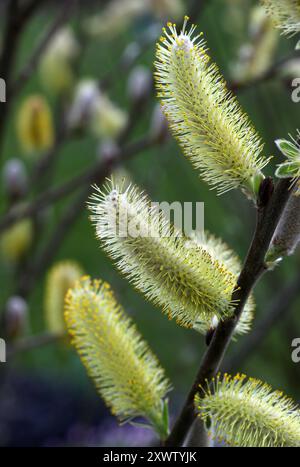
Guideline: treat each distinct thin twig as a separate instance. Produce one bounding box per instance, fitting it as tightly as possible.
[165,178,293,447]
[224,271,300,372]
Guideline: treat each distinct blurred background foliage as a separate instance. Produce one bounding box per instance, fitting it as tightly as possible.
[0,0,299,446]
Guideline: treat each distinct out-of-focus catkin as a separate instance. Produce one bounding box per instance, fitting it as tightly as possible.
[0,218,33,263]
[45,261,83,333]
[262,0,300,36]
[17,95,54,156]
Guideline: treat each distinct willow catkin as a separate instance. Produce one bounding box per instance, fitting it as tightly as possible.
[89,180,238,329]
[154,17,269,196]
[262,0,300,36]
[186,231,254,336]
[195,373,300,447]
[65,276,170,438]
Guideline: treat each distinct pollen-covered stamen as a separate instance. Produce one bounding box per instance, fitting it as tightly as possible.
[187,231,254,336]
[89,179,239,330]
[195,373,300,447]
[65,276,171,439]
[154,18,269,196]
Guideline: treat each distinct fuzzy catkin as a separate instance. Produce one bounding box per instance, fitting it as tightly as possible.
[89,180,238,330]
[187,232,254,336]
[17,96,54,156]
[195,373,300,447]
[262,0,300,36]
[154,17,269,195]
[65,276,170,438]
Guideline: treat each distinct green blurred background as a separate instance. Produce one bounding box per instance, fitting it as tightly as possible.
[0,0,299,446]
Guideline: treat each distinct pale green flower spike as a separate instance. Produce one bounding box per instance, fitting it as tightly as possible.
[275,131,300,186]
[262,0,300,36]
[65,276,170,439]
[88,179,237,329]
[187,232,254,336]
[195,373,300,447]
[154,17,269,197]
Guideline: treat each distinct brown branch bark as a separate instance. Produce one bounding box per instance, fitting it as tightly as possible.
[224,271,300,372]
[165,177,293,447]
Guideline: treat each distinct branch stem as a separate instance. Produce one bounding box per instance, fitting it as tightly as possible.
[165,178,293,447]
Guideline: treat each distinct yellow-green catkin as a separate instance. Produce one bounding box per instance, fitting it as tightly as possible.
[89,179,238,330]
[0,219,33,263]
[154,17,269,196]
[187,232,254,336]
[65,276,170,438]
[16,95,54,156]
[195,373,300,447]
[262,0,300,36]
[39,27,79,95]
[44,261,83,333]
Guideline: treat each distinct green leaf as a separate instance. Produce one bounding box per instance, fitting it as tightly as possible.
[275,162,299,179]
[275,139,300,159]
[162,399,169,436]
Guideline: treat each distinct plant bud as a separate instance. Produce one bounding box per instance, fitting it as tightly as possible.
[4,296,28,339]
[149,103,169,144]
[2,158,28,201]
[121,43,141,70]
[151,0,184,20]
[268,193,300,260]
[127,66,152,105]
